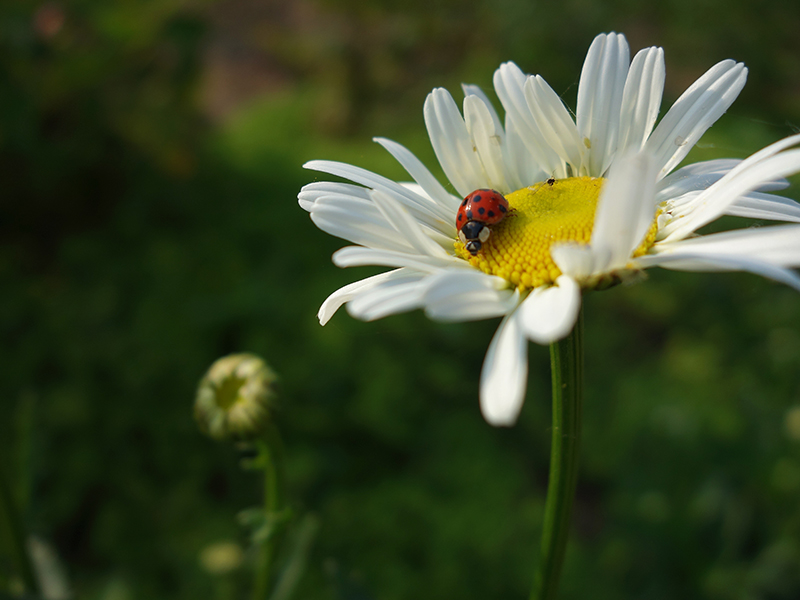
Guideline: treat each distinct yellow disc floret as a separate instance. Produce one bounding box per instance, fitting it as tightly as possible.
[454,177,658,291]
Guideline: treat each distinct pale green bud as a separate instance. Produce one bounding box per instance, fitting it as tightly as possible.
[198,541,244,575]
[194,353,277,441]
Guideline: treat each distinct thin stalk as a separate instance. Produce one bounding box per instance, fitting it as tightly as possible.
[0,463,40,596]
[530,307,584,600]
[253,422,286,600]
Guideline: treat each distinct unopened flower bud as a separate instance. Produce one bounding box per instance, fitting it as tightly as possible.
[199,541,244,575]
[194,353,277,440]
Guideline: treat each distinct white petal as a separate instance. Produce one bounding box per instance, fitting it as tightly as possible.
[657,159,789,207]
[318,269,409,325]
[659,158,788,196]
[463,94,509,192]
[646,60,748,178]
[591,152,659,272]
[301,181,452,249]
[577,32,631,176]
[655,158,742,201]
[754,176,789,192]
[493,62,565,177]
[310,198,415,253]
[660,137,800,242]
[423,270,519,321]
[395,183,460,246]
[424,88,485,197]
[462,84,504,136]
[332,246,462,272]
[480,308,528,426]
[373,137,460,217]
[638,251,800,292]
[299,181,370,211]
[523,75,583,171]
[651,224,800,267]
[304,160,450,233]
[618,46,665,153]
[462,86,539,193]
[346,273,430,321]
[518,276,582,344]
[725,192,800,222]
[551,243,597,280]
[493,63,533,133]
[504,113,548,189]
[370,189,451,258]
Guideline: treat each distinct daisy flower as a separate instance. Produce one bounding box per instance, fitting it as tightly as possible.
[299,32,800,426]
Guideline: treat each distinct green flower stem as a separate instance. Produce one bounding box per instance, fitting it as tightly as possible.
[0,464,40,596]
[253,422,286,600]
[531,306,584,600]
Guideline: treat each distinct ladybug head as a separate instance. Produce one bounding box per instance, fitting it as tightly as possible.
[460,220,485,241]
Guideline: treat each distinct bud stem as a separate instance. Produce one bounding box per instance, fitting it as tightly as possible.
[530,306,583,600]
[253,422,286,600]
[0,464,40,596]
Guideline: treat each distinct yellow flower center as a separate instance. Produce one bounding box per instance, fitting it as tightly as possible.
[454,177,659,290]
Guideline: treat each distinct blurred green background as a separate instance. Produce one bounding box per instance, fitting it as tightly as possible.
[2,0,800,598]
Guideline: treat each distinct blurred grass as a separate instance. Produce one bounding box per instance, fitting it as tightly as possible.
[2,0,800,599]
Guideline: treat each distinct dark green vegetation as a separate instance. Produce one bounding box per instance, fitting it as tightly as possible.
[2,0,800,598]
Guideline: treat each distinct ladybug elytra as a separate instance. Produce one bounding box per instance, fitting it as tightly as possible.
[456,189,509,256]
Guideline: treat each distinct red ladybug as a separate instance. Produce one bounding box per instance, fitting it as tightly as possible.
[456,189,509,256]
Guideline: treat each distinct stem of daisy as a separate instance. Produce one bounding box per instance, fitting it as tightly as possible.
[530,306,584,600]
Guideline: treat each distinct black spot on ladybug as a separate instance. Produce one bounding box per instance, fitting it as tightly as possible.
[461,198,468,206]
[499,205,507,213]
[466,210,473,220]
[477,207,486,215]
[473,195,482,203]
[457,214,464,223]
[487,210,495,218]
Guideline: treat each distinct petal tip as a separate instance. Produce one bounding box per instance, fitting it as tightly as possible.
[480,407,518,427]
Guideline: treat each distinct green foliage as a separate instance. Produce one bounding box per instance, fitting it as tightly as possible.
[2,0,800,599]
